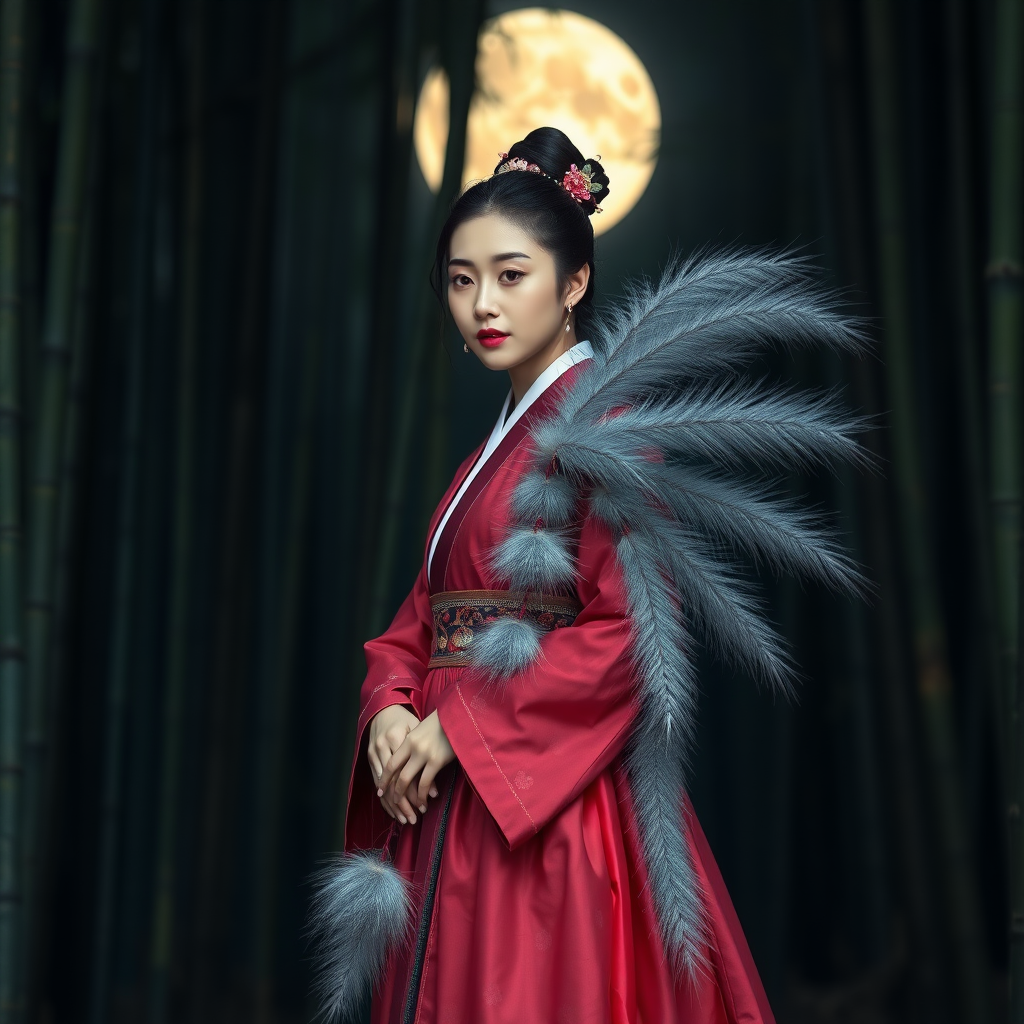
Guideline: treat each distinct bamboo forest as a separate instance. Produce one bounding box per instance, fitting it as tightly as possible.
[0,0,1020,1021]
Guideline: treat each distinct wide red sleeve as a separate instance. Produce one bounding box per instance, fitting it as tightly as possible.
[343,561,433,851]
[434,512,638,850]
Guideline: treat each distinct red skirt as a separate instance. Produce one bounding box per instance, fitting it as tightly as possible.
[367,665,776,1024]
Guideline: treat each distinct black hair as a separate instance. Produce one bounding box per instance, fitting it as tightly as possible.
[430,127,610,335]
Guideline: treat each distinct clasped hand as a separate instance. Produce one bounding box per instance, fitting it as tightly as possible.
[367,705,455,825]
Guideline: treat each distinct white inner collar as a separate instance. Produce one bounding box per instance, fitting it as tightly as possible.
[490,339,594,445]
[426,339,594,578]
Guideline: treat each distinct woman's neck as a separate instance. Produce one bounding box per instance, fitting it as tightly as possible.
[508,328,578,405]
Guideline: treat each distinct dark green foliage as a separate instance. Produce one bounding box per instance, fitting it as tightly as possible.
[0,2,28,1021]
[986,0,1024,1018]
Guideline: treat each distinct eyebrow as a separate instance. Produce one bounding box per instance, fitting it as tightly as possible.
[448,251,533,268]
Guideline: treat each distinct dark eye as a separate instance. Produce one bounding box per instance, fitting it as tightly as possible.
[500,269,524,283]
[449,274,472,287]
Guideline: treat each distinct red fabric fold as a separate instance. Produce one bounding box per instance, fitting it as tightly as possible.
[434,511,636,850]
[343,361,776,1023]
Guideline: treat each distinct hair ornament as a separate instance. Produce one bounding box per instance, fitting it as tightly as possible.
[562,163,604,211]
[495,151,603,212]
[495,153,544,174]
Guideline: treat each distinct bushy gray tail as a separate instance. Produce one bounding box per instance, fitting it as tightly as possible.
[307,851,412,1022]
[467,247,872,975]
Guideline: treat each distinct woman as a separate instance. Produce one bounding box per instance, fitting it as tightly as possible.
[312,127,868,1024]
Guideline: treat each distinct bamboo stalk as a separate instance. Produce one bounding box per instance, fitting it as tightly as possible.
[299,18,382,946]
[987,0,1024,1013]
[333,0,426,856]
[253,321,322,1023]
[943,0,1005,794]
[19,1,39,453]
[114,575,160,1017]
[112,98,179,997]
[941,8,1011,981]
[118,165,176,1017]
[333,0,432,856]
[31,118,100,1024]
[29,10,110,1014]
[189,2,285,1017]
[88,0,162,1020]
[248,2,340,1006]
[23,0,105,984]
[352,0,422,582]
[0,2,28,1020]
[1015,538,1024,1020]
[336,0,484,852]
[364,0,484,639]
[811,4,955,1013]
[249,12,304,1016]
[862,2,993,1021]
[863,424,954,1019]
[840,526,890,959]
[303,6,357,865]
[801,0,892,964]
[105,90,181,998]
[147,2,206,1018]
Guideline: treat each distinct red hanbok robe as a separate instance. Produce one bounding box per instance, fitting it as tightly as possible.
[344,357,776,1024]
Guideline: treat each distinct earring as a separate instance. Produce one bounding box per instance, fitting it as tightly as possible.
[564,301,574,333]
[464,342,469,353]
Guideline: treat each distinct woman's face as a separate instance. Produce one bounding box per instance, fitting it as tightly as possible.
[446,213,588,381]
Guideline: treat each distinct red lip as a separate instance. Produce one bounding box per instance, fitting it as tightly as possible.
[476,329,509,349]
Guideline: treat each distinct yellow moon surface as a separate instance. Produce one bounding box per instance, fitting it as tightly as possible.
[413,8,661,236]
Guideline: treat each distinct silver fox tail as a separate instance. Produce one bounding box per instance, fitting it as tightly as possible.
[307,850,413,1023]
[469,247,873,975]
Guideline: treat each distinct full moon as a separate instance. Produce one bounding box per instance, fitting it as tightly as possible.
[413,9,661,236]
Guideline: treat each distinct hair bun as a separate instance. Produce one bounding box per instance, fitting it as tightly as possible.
[497,126,611,217]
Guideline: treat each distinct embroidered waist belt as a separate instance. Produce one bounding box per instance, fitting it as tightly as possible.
[428,589,582,668]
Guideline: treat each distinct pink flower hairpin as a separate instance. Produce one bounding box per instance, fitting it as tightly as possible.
[562,163,604,211]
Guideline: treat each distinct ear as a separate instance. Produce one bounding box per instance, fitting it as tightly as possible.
[562,263,590,309]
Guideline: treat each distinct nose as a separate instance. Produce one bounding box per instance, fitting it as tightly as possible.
[473,278,499,320]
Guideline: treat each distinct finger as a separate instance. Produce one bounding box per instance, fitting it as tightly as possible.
[378,743,412,796]
[372,736,393,782]
[383,785,414,824]
[394,753,427,801]
[416,762,440,808]
[367,748,383,782]
[396,792,418,823]
[405,769,429,814]
[381,789,408,825]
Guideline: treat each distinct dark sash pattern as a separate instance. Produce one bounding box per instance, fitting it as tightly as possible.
[427,589,583,668]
